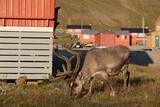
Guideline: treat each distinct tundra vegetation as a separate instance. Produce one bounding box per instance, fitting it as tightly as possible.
[56,0,160,29]
[0,64,160,107]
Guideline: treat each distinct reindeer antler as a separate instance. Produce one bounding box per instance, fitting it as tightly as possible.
[52,45,81,81]
[62,46,81,80]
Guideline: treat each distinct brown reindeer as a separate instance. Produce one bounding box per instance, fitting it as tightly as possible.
[69,45,131,99]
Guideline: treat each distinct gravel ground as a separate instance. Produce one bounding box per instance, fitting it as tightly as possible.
[129,46,160,67]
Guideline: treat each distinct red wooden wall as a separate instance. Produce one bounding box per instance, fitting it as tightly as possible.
[96,32,115,47]
[115,35,130,46]
[102,32,115,46]
[95,34,100,47]
[0,0,55,27]
[131,36,137,45]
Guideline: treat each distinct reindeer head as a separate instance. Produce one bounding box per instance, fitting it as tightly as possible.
[53,45,82,99]
[69,72,85,99]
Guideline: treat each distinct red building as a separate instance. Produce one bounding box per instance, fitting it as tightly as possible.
[80,30,131,47]
[121,28,150,45]
[79,30,100,46]
[112,30,131,46]
[66,25,92,38]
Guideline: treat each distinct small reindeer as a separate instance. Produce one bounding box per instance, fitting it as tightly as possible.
[69,45,131,99]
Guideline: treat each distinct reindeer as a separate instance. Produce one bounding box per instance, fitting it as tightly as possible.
[52,45,131,99]
[69,45,131,99]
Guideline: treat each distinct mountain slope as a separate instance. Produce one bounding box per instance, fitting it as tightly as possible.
[56,0,160,30]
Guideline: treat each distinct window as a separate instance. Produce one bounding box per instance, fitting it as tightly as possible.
[69,29,72,32]
[122,35,127,39]
[132,33,138,36]
[75,29,81,33]
[157,25,160,31]
[83,35,90,39]
[139,33,144,37]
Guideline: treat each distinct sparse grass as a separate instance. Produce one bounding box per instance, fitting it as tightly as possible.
[0,64,160,107]
[54,34,79,45]
[56,0,160,30]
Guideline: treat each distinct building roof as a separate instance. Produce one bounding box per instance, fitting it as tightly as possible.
[81,30,100,34]
[66,25,91,29]
[102,31,115,34]
[81,30,131,35]
[121,28,149,33]
[111,30,130,35]
[155,16,160,25]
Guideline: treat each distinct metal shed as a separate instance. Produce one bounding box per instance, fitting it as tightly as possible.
[0,0,55,79]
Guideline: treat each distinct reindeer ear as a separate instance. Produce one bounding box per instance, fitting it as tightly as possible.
[69,82,73,87]
[69,81,78,87]
[77,72,83,80]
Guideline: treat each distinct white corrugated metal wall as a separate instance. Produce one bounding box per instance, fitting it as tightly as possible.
[0,31,53,79]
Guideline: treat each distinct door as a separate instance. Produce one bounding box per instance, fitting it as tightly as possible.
[155,35,160,47]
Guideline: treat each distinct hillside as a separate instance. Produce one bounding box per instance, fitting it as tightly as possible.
[55,0,160,30]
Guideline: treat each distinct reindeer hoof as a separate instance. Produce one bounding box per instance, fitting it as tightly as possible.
[110,91,116,96]
[84,93,92,98]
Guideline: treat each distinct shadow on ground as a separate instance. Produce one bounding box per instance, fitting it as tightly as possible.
[130,51,153,66]
[53,49,158,73]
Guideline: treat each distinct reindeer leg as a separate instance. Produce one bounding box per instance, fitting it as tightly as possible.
[122,65,130,90]
[106,80,116,96]
[84,77,93,97]
[101,72,116,96]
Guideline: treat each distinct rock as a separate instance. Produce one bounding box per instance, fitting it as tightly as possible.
[37,80,45,84]
[15,76,27,85]
[27,81,38,85]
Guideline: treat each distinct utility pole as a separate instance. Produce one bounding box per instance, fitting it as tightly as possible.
[142,16,145,46]
[80,2,83,38]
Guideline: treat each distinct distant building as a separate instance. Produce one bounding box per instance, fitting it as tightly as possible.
[112,30,131,46]
[80,30,132,47]
[146,17,160,48]
[155,16,160,31]
[80,30,101,46]
[121,28,150,45]
[146,31,160,49]
[65,25,92,38]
